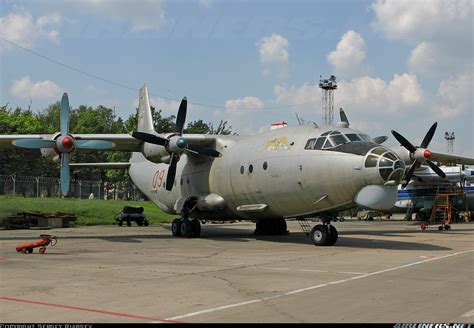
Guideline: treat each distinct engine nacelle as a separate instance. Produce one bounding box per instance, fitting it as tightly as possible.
[391,146,412,164]
[40,148,60,163]
[142,143,169,163]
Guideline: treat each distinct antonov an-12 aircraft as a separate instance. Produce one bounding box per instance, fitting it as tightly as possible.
[1,85,473,246]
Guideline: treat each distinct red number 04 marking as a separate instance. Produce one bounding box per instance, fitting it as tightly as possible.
[152,169,165,189]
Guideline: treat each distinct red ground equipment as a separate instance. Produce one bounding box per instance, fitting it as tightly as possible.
[16,234,57,254]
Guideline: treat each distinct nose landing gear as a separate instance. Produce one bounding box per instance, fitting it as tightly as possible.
[299,216,339,246]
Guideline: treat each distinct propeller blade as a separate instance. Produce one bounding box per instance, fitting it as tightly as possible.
[420,122,437,149]
[339,108,349,125]
[132,131,168,146]
[402,162,418,188]
[426,159,447,180]
[187,144,221,157]
[175,97,187,134]
[60,153,71,196]
[391,130,417,153]
[166,154,178,191]
[75,140,115,150]
[60,93,70,136]
[13,139,56,149]
[373,136,388,144]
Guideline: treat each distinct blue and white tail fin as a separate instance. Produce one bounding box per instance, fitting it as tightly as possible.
[137,84,155,133]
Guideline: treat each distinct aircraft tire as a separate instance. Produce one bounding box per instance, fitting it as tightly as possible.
[327,225,338,246]
[190,219,201,238]
[310,224,330,246]
[180,219,192,237]
[172,219,182,237]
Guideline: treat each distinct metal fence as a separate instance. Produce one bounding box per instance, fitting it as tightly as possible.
[0,175,144,201]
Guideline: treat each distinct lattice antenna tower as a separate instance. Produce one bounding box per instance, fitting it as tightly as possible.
[444,131,455,154]
[318,75,337,126]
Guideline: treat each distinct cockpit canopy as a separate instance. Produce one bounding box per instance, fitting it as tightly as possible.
[304,130,372,150]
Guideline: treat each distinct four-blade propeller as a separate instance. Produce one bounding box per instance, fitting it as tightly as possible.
[391,122,446,188]
[12,93,114,196]
[132,97,220,191]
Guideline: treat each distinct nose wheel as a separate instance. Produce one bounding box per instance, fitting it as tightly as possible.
[310,224,338,246]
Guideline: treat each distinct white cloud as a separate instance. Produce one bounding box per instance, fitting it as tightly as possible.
[256,33,289,78]
[0,10,61,52]
[434,72,472,118]
[327,30,367,78]
[198,0,213,8]
[371,0,472,77]
[225,96,264,111]
[10,76,63,101]
[80,0,166,31]
[274,74,424,116]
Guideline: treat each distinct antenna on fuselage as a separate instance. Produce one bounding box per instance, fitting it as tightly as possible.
[295,113,302,125]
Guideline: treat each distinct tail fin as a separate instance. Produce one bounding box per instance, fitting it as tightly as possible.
[137,84,155,133]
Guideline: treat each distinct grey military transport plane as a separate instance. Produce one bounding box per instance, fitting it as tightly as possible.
[2,85,473,246]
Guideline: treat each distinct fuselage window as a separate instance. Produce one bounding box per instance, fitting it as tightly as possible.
[240,165,244,174]
[305,138,316,149]
[345,133,361,142]
[249,164,253,173]
[263,161,268,170]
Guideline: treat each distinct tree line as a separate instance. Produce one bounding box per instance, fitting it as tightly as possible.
[0,102,234,182]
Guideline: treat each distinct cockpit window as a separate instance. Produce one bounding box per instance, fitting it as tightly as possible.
[323,139,334,149]
[305,138,316,149]
[345,133,361,142]
[314,137,325,150]
[321,131,331,136]
[329,134,348,146]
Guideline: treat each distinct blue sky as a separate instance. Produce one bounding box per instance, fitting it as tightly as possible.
[0,0,472,156]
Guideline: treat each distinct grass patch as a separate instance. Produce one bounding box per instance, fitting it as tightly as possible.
[0,196,176,226]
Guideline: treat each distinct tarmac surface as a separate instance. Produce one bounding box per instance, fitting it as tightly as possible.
[1,216,473,323]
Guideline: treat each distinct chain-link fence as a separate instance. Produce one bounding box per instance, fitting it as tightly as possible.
[0,175,144,201]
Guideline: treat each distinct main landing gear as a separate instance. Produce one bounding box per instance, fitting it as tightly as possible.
[310,224,338,246]
[171,218,201,238]
[299,216,338,246]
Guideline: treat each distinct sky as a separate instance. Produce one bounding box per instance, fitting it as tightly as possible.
[0,0,472,157]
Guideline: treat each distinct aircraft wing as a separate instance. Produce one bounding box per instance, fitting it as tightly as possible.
[0,134,142,151]
[0,133,226,151]
[429,151,474,165]
[0,135,46,148]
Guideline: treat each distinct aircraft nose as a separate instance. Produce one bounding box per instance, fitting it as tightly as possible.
[363,146,405,183]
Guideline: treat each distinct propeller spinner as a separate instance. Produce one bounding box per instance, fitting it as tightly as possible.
[12,93,114,196]
[391,122,446,188]
[132,96,220,191]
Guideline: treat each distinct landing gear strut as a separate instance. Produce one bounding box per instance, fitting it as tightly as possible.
[171,217,201,238]
[310,216,338,246]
